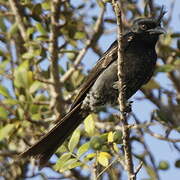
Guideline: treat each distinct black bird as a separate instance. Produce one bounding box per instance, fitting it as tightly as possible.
[19,10,166,167]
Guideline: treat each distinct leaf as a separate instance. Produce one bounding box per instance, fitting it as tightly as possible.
[143,79,160,90]
[74,31,86,40]
[0,124,14,140]
[22,50,35,59]
[0,17,6,32]
[108,131,113,143]
[35,22,47,35]
[0,85,11,98]
[59,158,78,172]
[97,152,110,167]
[3,99,19,105]
[156,64,174,73]
[77,142,90,158]
[145,165,158,179]
[29,81,42,93]
[27,27,35,38]
[84,114,96,136]
[0,107,8,119]
[14,62,33,88]
[14,60,29,88]
[54,152,71,170]
[84,153,96,161]
[68,129,81,152]
[113,143,119,153]
[8,22,18,38]
[32,3,42,16]
[42,2,51,10]
[66,161,83,170]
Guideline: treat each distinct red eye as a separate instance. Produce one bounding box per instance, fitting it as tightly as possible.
[140,24,147,30]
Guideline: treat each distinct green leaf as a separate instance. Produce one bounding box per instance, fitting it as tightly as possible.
[113,143,119,153]
[74,31,86,40]
[32,3,42,15]
[0,85,11,98]
[8,22,18,38]
[42,2,51,10]
[27,27,35,38]
[77,142,90,158]
[58,158,79,172]
[145,165,158,179]
[14,63,33,88]
[0,124,14,140]
[108,131,113,143]
[84,153,96,161]
[29,81,42,93]
[97,152,110,167]
[0,107,8,119]
[144,79,160,90]
[3,99,19,105]
[66,161,83,170]
[84,114,96,136]
[54,152,71,170]
[35,22,47,35]
[156,64,174,73]
[31,113,41,121]
[0,17,6,32]
[22,50,35,59]
[68,129,80,152]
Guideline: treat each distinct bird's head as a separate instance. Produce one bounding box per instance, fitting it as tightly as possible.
[131,6,166,43]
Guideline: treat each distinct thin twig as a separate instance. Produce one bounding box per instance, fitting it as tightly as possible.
[97,158,117,179]
[112,1,135,179]
[9,0,28,41]
[134,161,143,176]
[49,0,64,119]
[145,128,180,143]
[132,113,160,180]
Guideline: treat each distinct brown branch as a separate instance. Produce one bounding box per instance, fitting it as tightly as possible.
[8,0,28,41]
[145,128,180,143]
[134,161,143,176]
[60,6,105,83]
[112,1,135,179]
[49,0,64,119]
[132,113,160,180]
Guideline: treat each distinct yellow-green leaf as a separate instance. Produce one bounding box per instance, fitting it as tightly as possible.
[35,22,47,35]
[0,107,8,119]
[97,152,110,167]
[54,152,71,170]
[84,114,96,136]
[77,142,90,158]
[0,124,14,140]
[0,85,11,98]
[108,131,113,143]
[143,79,160,90]
[68,129,81,152]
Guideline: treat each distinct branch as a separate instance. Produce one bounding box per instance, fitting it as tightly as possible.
[145,128,180,143]
[112,1,135,179]
[49,0,64,119]
[132,113,160,180]
[9,0,28,41]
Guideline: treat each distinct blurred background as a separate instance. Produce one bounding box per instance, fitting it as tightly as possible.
[0,0,180,179]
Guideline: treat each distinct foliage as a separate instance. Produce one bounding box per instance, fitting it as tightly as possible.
[0,0,179,179]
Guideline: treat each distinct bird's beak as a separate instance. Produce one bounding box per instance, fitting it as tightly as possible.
[147,26,166,35]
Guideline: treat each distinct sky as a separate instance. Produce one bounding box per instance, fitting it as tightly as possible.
[25,0,180,179]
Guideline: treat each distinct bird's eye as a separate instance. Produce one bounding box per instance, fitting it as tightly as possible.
[140,24,147,30]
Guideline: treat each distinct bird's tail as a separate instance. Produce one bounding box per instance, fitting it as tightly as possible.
[19,103,86,167]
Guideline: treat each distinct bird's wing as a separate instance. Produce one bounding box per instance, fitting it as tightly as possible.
[70,33,133,110]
